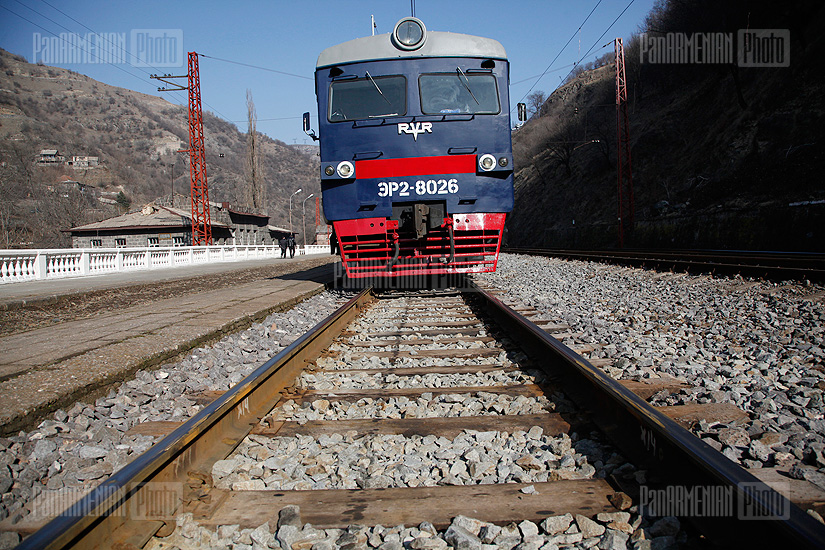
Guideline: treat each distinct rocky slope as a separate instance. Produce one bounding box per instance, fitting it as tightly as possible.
[509,0,825,251]
[0,48,319,247]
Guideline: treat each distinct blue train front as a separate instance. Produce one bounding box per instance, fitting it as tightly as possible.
[310,17,514,278]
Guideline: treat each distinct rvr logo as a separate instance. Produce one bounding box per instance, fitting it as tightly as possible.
[397,122,432,141]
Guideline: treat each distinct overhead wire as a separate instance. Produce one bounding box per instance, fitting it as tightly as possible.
[34,0,201,115]
[196,54,312,81]
[511,0,602,112]
[553,0,637,92]
[14,0,236,124]
[513,0,637,118]
[510,63,576,86]
[2,3,157,89]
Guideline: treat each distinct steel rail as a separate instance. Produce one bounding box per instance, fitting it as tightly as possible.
[19,288,373,550]
[507,248,825,282]
[470,280,825,548]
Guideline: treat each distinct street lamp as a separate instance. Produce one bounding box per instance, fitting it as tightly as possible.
[302,193,315,247]
[289,188,302,234]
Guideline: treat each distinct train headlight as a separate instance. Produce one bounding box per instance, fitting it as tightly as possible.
[479,154,496,172]
[392,17,427,51]
[337,161,354,178]
[498,157,509,167]
[324,165,335,176]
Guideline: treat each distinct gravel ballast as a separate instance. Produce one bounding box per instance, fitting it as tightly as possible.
[0,291,350,529]
[476,253,825,481]
[146,506,685,550]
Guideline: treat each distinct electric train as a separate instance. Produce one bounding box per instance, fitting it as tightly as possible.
[305,17,514,278]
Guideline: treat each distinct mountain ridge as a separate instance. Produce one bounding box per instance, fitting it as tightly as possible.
[0,48,319,247]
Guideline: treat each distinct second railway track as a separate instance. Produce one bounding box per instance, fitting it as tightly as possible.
[20,280,825,549]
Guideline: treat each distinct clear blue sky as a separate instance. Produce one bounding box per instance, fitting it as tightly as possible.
[0,0,656,145]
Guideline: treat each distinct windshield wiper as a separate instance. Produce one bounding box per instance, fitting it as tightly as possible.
[456,67,480,105]
[366,71,394,107]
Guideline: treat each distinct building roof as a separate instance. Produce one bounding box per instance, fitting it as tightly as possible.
[228,207,269,219]
[68,204,230,233]
[268,225,297,234]
[317,29,507,69]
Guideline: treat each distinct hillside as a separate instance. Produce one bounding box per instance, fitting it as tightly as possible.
[509,0,825,252]
[0,48,319,247]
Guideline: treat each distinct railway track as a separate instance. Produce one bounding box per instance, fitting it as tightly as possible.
[507,248,825,283]
[18,281,825,549]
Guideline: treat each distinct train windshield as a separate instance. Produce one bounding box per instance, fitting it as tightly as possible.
[419,72,500,115]
[329,75,406,121]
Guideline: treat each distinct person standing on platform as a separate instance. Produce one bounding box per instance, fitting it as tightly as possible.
[288,234,296,258]
[279,236,288,259]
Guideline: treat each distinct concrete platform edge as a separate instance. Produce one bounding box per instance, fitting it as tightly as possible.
[0,284,326,436]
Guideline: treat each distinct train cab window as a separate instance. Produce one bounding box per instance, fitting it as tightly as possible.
[329,75,406,121]
[419,72,500,115]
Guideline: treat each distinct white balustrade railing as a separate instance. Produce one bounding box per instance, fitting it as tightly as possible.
[0,244,328,284]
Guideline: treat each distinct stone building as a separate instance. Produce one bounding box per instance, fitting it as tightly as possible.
[154,194,274,245]
[37,149,65,165]
[66,204,232,248]
[67,156,100,169]
[66,194,282,248]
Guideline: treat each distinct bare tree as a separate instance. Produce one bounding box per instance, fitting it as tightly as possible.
[544,123,582,176]
[0,138,38,247]
[244,90,266,213]
[526,91,547,118]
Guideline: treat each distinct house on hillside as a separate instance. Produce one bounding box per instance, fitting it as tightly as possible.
[37,149,65,165]
[49,177,97,197]
[66,204,233,248]
[67,156,100,169]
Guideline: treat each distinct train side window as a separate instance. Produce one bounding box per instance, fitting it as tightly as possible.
[328,75,406,122]
[419,73,500,115]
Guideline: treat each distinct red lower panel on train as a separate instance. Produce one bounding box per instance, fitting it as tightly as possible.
[334,213,506,278]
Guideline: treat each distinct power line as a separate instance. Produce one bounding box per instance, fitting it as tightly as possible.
[13,0,234,123]
[231,115,304,123]
[512,0,603,111]
[38,0,174,78]
[553,0,637,93]
[510,63,576,86]
[2,3,156,88]
[197,54,312,80]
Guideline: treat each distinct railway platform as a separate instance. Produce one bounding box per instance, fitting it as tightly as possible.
[0,255,337,435]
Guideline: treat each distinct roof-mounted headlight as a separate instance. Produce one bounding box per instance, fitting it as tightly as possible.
[392,17,426,51]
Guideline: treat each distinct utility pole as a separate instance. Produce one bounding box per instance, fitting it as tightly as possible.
[151,52,213,245]
[302,193,314,247]
[615,38,633,248]
[289,189,302,235]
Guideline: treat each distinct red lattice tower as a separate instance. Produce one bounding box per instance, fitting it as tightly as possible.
[186,52,212,245]
[615,38,633,248]
[151,53,212,245]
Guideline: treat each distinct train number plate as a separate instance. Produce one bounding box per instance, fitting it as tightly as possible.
[377,179,459,198]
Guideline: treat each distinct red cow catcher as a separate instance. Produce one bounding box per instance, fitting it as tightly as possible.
[334,213,506,278]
